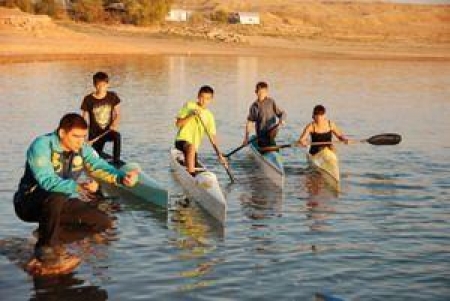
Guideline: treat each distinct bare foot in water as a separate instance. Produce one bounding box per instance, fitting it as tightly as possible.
[25,254,81,276]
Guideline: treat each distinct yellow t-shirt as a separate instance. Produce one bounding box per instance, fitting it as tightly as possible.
[175,101,216,150]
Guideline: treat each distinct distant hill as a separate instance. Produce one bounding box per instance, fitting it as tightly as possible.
[170,0,450,44]
[172,0,449,10]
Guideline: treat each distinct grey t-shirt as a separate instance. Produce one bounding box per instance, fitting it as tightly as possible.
[247,97,286,137]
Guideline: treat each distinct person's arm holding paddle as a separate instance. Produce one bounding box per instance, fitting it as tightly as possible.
[210,133,228,168]
[175,109,199,128]
[330,121,350,144]
[86,105,118,145]
[196,108,229,168]
[197,110,234,181]
[242,120,254,146]
[273,99,287,127]
[174,86,233,180]
[297,123,313,147]
[297,121,349,147]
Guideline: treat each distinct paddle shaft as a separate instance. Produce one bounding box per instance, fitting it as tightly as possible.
[224,122,281,158]
[88,130,111,145]
[259,133,401,152]
[88,114,119,145]
[260,140,358,152]
[196,115,236,183]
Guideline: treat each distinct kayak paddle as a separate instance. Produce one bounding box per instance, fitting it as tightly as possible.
[88,129,111,145]
[224,122,281,158]
[196,114,236,183]
[259,133,402,152]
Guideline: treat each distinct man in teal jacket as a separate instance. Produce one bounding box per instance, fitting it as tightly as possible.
[13,113,138,275]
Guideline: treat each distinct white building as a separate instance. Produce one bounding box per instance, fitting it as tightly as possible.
[106,2,126,12]
[165,9,191,22]
[238,12,260,25]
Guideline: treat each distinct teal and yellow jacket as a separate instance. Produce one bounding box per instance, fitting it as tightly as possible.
[16,132,125,198]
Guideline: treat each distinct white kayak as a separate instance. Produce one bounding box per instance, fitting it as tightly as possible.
[248,135,285,187]
[170,148,227,224]
[307,147,340,191]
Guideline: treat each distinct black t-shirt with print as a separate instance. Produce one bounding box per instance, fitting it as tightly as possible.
[81,91,121,139]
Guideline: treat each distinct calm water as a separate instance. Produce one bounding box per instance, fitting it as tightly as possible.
[0,56,449,300]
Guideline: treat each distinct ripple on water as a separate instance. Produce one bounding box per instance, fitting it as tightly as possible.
[1,58,449,300]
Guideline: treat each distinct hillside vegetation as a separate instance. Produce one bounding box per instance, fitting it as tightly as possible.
[170,0,450,43]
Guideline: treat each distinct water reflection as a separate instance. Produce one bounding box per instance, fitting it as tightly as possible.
[30,273,108,301]
[240,177,283,221]
[0,228,113,301]
[1,56,449,300]
[235,154,285,258]
[304,171,338,233]
[101,185,168,227]
[169,195,224,250]
[168,195,224,291]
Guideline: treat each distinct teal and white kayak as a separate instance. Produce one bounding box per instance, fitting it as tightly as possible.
[95,152,169,208]
[170,148,227,224]
[248,135,285,187]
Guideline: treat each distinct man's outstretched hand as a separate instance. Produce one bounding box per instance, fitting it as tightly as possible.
[123,169,139,187]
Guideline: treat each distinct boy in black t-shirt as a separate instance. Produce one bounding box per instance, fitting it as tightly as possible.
[81,72,122,164]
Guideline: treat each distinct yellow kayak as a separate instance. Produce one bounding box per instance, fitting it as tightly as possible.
[307,147,340,191]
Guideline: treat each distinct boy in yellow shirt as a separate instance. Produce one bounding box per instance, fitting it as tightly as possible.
[175,86,227,175]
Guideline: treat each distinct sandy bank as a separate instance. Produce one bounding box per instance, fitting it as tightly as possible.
[1,5,449,64]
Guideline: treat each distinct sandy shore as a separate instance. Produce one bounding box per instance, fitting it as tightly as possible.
[1,6,449,64]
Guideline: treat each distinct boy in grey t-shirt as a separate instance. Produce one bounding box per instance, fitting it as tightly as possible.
[243,82,286,148]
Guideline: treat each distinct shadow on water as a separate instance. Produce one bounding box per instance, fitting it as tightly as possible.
[0,233,111,301]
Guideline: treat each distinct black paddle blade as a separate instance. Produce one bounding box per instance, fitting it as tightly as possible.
[366,133,402,145]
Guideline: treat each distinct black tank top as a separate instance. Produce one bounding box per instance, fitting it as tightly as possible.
[309,121,332,155]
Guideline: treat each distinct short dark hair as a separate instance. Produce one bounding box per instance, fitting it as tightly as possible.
[58,113,88,132]
[255,81,268,92]
[198,85,214,96]
[313,105,326,116]
[93,72,109,85]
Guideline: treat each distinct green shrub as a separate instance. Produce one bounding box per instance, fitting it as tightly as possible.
[123,0,172,26]
[3,0,34,13]
[188,12,205,25]
[72,0,106,23]
[34,0,66,18]
[211,9,229,23]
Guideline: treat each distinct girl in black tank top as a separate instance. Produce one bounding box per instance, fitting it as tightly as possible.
[296,105,349,154]
[309,120,333,155]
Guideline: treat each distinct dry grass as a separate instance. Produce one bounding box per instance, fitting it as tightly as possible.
[173,0,450,43]
[1,3,449,63]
